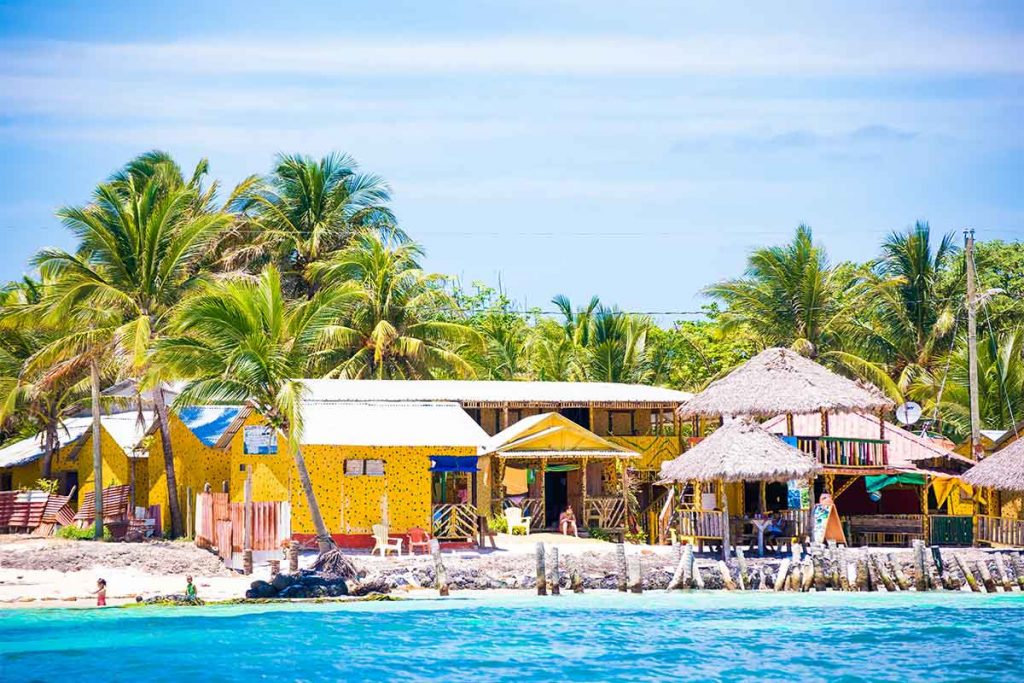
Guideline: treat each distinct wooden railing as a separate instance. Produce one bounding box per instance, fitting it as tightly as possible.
[977,515,1024,547]
[677,509,725,539]
[431,503,478,540]
[930,515,973,546]
[845,514,924,547]
[779,509,807,538]
[792,435,888,468]
[585,496,626,531]
[518,497,544,529]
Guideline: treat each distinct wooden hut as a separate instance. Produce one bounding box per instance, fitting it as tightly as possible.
[963,437,1024,546]
[660,420,820,557]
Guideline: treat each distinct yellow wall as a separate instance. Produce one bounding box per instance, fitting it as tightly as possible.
[148,413,232,534]
[227,413,478,535]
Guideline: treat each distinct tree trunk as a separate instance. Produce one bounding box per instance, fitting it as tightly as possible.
[153,389,184,538]
[292,440,334,552]
[90,359,104,540]
[40,414,57,480]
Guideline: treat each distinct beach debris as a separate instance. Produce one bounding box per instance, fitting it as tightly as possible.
[616,543,628,592]
[735,547,748,590]
[550,546,561,595]
[312,548,358,580]
[535,542,547,596]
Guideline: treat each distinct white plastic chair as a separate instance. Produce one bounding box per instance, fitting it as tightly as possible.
[504,507,531,535]
[372,523,404,556]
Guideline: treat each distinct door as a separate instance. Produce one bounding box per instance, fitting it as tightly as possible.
[544,471,568,528]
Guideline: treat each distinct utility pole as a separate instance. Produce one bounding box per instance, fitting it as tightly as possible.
[965,229,982,460]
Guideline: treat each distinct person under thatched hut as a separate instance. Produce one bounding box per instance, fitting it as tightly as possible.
[659,419,821,559]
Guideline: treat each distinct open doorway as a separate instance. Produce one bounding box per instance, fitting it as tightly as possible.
[544,471,567,527]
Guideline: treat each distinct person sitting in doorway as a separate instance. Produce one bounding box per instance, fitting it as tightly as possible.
[559,507,578,537]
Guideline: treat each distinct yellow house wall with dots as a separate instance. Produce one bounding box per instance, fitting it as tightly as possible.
[226,413,480,537]
[148,413,232,535]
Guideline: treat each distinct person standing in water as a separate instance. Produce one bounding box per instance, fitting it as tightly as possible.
[94,578,107,607]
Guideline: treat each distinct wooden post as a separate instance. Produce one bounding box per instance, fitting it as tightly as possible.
[692,552,705,589]
[920,479,930,544]
[616,543,628,592]
[243,465,253,552]
[759,480,767,515]
[431,539,449,596]
[268,559,280,579]
[855,555,870,591]
[912,540,928,591]
[186,486,193,540]
[536,542,547,596]
[288,540,299,574]
[550,546,561,595]
[581,456,588,530]
[1012,553,1024,591]
[668,544,689,591]
[539,458,547,530]
[718,561,737,590]
[954,554,980,592]
[629,555,643,594]
[774,559,791,591]
[975,559,997,593]
[735,547,748,590]
[837,547,852,591]
[799,559,814,592]
[811,552,826,591]
[242,549,253,575]
[570,562,584,593]
[888,554,910,591]
[619,458,629,536]
[994,553,1014,592]
[719,479,731,561]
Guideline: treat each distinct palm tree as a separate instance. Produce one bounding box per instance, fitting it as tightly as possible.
[830,223,960,401]
[228,153,399,298]
[33,158,231,537]
[313,234,481,379]
[912,327,1024,440]
[158,265,354,552]
[705,225,851,358]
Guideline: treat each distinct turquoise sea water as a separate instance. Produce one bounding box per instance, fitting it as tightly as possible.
[2,592,1023,682]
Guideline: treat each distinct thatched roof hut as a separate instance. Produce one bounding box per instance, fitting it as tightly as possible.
[962,438,1024,492]
[677,347,894,418]
[659,419,821,483]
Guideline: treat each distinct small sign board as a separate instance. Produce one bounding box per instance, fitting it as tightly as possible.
[364,459,385,476]
[243,425,277,455]
[787,480,810,510]
[345,460,365,476]
[811,494,847,545]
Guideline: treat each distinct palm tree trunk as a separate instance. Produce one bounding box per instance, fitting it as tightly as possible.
[40,413,57,480]
[90,358,103,540]
[291,440,334,552]
[153,388,184,538]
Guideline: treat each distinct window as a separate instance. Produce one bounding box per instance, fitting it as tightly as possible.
[345,459,385,476]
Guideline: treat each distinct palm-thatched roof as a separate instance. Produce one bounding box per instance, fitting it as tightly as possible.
[659,419,822,483]
[962,438,1024,492]
[677,347,894,418]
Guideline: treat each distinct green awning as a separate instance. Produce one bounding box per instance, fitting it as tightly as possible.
[865,473,927,493]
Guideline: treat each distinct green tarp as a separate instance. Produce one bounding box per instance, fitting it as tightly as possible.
[865,473,927,493]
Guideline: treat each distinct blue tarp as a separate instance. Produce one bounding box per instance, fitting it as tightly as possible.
[429,456,479,473]
[177,406,243,447]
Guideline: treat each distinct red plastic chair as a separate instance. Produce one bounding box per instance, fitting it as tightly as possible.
[407,527,433,555]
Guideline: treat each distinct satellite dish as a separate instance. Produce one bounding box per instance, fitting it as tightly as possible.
[896,401,922,425]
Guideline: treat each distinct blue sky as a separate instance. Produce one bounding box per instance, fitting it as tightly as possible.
[1,1,1022,320]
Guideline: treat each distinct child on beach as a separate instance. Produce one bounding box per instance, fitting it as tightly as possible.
[94,578,107,607]
[185,576,197,600]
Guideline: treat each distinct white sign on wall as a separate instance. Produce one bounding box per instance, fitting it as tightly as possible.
[243,425,277,455]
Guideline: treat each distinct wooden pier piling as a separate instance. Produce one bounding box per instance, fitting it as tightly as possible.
[535,543,547,596]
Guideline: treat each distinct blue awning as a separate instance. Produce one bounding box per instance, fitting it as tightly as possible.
[429,456,479,473]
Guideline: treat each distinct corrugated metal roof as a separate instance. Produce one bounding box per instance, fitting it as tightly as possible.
[300,402,488,447]
[761,412,972,467]
[0,411,153,469]
[177,406,243,447]
[298,379,691,406]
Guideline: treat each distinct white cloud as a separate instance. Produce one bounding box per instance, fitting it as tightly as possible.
[3,32,1023,79]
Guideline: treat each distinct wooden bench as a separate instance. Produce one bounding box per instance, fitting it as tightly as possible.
[846,515,924,547]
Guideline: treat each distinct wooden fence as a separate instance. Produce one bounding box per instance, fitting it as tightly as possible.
[195,492,291,562]
[977,515,1024,547]
[431,503,478,540]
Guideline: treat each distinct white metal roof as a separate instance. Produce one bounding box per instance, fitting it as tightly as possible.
[0,411,154,469]
[298,379,691,406]
[300,402,489,448]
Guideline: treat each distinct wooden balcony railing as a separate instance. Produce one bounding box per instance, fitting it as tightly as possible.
[518,497,545,529]
[977,515,1024,547]
[792,435,889,468]
[677,509,725,539]
[584,496,626,531]
[431,503,478,540]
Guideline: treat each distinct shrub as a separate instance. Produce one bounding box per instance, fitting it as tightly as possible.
[57,525,112,541]
[488,515,508,534]
[587,525,613,542]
